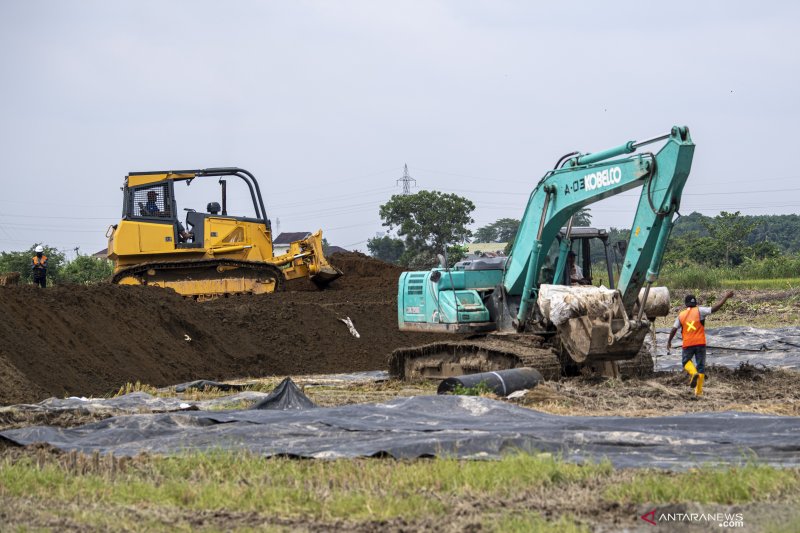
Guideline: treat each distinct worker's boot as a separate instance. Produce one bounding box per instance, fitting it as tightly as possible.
[694,373,705,397]
[684,361,698,388]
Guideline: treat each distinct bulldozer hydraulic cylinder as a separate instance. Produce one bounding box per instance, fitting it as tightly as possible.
[208,244,252,255]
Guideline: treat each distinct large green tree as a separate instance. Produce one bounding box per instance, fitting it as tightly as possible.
[379,191,475,267]
[473,218,520,243]
[60,254,113,284]
[572,207,592,227]
[702,211,757,266]
[366,235,405,264]
[476,209,591,245]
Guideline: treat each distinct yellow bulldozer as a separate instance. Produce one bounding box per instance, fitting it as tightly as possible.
[107,167,341,297]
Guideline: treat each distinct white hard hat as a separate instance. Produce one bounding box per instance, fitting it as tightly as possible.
[35,245,44,253]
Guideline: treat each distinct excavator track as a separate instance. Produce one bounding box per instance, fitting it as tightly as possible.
[390,330,656,381]
[390,335,564,381]
[112,258,285,298]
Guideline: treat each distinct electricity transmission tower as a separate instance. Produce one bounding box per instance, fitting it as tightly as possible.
[397,164,416,195]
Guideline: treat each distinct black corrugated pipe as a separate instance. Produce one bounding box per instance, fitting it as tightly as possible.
[437,368,543,396]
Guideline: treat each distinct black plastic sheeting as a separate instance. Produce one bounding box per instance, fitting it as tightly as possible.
[654,326,800,371]
[0,391,279,415]
[250,377,317,410]
[3,395,799,469]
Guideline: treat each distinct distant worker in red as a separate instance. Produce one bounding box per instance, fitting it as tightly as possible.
[667,291,734,396]
[31,245,48,288]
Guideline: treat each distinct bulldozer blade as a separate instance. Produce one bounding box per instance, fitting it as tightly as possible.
[310,265,343,287]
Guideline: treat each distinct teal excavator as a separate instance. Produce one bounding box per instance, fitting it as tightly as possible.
[391,126,695,379]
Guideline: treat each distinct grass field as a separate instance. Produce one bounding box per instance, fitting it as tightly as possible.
[722,278,800,290]
[659,264,800,290]
[592,259,800,291]
[2,450,799,531]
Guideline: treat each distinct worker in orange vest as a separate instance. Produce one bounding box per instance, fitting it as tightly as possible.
[31,245,48,288]
[666,291,734,396]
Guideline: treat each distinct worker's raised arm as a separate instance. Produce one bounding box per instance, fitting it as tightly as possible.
[711,291,735,313]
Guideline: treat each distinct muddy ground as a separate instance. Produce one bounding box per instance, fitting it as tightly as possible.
[0,253,443,405]
[517,363,800,417]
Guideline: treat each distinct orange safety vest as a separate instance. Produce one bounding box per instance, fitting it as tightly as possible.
[32,255,48,266]
[678,307,706,348]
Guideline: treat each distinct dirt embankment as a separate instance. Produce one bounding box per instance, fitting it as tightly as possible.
[0,253,436,405]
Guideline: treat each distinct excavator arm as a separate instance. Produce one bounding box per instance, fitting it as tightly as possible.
[505,126,694,323]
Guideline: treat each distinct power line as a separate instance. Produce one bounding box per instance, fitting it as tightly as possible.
[342,239,369,248]
[273,186,395,210]
[300,166,401,188]
[409,166,532,185]
[0,222,13,241]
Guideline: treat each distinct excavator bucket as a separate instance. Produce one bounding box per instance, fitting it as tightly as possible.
[537,284,661,365]
[556,315,650,363]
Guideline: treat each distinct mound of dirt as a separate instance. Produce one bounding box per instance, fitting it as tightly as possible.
[0,253,437,405]
[328,252,403,285]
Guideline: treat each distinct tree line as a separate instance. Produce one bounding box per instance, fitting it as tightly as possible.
[3,193,797,283]
[368,189,800,270]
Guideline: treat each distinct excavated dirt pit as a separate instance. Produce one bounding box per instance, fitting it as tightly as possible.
[0,253,441,405]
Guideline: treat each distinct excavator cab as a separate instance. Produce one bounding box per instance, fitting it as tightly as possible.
[542,227,617,288]
[108,167,342,297]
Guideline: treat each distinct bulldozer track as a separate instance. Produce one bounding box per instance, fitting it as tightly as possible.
[112,259,285,292]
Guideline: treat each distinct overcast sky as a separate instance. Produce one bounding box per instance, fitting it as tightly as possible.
[1,1,798,256]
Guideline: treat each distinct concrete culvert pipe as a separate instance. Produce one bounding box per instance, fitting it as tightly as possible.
[437,367,544,396]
